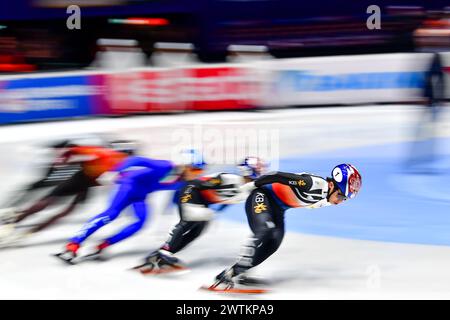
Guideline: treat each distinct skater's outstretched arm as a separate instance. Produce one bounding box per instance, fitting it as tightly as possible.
[114,157,173,172]
[219,172,313,205]
[254,171,312,189]
[192,174,244,195]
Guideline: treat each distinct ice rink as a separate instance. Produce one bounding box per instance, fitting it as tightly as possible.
[1,104,450,299]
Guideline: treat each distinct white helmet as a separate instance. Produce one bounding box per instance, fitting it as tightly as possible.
[178,149,207,169]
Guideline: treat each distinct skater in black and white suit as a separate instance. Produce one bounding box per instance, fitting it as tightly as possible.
[208,164,362,291]
[133,157,266,274]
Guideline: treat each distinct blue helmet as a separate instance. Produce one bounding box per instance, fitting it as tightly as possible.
[238,156,266,179]
[331,164,362,199]
[180,149,207,170]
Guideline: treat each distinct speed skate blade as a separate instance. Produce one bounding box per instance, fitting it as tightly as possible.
[78,252,108,263]
[200,285,268,294]
[139,265,190,276]
[52,253,77,266]
[130,263,149,271]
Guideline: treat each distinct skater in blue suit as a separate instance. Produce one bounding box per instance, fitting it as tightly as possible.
[55,150,206,264]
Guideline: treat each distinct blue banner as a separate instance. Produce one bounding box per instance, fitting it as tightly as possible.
[276,71,426,92]
[0,75,100,124]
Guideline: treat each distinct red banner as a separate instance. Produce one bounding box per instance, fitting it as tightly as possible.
[100,66,259,115]
[182,66,259,111]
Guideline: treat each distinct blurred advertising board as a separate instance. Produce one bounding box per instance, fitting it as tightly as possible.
[181,66,260,111]
[0,74,104,125]
[258,53,435,107]
[100,68,185,114]
[0,65,259,125]
[100,65,259,114]
[1,52,447,125]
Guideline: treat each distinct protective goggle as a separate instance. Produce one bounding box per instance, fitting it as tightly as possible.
[332,181,348,201]
[336,191,348,201]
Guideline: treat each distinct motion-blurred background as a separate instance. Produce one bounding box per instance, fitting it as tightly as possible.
[0,0,449,116]
[0,0,449,69]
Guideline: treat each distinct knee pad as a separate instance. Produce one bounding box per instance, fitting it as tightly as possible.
[271,228,284,247]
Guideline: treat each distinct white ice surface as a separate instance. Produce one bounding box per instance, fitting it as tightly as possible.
[1,105,450,299]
